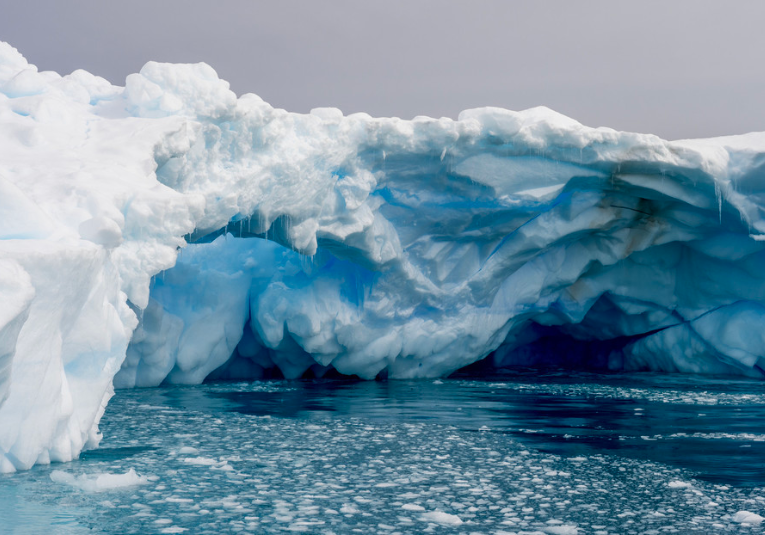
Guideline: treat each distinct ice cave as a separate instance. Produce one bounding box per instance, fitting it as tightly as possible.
[2,39,765,472]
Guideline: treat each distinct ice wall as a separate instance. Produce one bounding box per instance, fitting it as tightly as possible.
[2,40,765,470]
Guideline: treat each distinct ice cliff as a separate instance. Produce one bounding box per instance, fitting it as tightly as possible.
[2,40,765,471]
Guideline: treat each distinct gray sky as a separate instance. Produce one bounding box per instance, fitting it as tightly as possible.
[1,0,763,140]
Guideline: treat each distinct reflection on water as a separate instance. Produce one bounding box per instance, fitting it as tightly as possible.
[191,371,765,487]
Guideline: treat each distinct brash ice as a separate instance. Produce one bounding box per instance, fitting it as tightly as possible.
[2,41,765,471]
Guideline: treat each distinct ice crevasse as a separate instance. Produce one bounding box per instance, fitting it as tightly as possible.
[2,40,765,471]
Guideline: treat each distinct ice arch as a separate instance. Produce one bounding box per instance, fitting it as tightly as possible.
[118,146,765,387]
[2,40,765,470]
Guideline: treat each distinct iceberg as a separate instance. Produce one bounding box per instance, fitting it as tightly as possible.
[2,40,765,471]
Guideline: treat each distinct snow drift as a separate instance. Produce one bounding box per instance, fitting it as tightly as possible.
[2,40,765,471]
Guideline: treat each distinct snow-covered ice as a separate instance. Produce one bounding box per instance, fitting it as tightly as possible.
[4,39,765,470]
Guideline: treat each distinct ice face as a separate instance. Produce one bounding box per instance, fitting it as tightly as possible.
[2,39,765,471]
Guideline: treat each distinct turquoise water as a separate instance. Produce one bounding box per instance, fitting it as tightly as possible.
[3,370,765,533]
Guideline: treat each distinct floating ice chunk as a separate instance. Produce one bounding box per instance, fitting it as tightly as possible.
[50,469,148,492]
[732,511,764,524]
[340,504,360,514]
[182,456,218,466]
[420,511,463,525]
[543,526,579,535]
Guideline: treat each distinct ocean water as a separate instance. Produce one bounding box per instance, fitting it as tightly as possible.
[2,370,765,534]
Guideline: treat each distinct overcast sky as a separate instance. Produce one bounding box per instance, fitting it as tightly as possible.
[1,0,763,140]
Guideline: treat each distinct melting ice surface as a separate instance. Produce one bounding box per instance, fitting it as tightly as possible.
[4,35,765,473]
[3,372,765,534]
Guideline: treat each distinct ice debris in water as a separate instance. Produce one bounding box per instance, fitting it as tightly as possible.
[4,36,765,471]
[732,511,765,524]
[14,383,764,534]
[419,510,463,525]
[50,469,148,492]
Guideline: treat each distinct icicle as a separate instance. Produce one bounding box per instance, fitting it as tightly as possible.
[714,181,722,224]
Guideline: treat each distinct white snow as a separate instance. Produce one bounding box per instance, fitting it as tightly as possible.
[3,39,765,471]
[49,468,148,492]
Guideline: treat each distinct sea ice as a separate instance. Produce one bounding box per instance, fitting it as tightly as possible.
[732,510,765,524]
[50,469,148,492]
[420,510,463,525]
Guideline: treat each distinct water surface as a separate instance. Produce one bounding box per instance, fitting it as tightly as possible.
[3,370,765,534]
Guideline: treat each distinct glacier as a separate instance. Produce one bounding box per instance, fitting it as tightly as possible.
[2,40,765,472]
